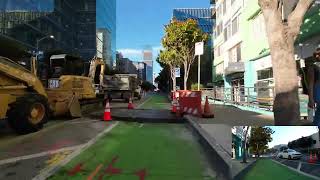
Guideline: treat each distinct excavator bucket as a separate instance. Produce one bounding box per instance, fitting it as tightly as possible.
[0,94,10,119]
[68,96,82,117]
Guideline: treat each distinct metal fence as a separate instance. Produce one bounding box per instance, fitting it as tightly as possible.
[201,86,275,111]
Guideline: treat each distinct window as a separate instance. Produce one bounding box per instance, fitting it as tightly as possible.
[227,24,231,39]
[252,14,267,40]
[229,43,241,62]
[232,16,238,35]
[257,68,273,80]
[216,22,223,36]
[223,0,227,15]
[215,45,221,57]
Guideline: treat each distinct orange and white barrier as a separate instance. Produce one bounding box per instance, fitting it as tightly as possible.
[177,90,202,117]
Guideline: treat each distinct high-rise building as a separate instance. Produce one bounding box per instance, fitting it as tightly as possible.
[143,48,153,83]
[116,57,137,74]
[172,8,214,86]
[133,62,147,81]
[0,0,116,65]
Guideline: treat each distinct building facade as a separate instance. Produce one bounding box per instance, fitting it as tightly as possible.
[133,61,147,81]
[143,49,153,83]
[232,126,251,160]
[212,0,320,112]
[0,0,116,64]
[116,57,137,74]
[213,0,245,91]
[172,8,214,86]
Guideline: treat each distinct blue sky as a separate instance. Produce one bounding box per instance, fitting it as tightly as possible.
[116,0,210,76]
[268,126,319,148]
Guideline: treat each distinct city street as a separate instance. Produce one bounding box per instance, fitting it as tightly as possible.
[0,96,149,180]
[273,155,320,178]
[0,94,221,180]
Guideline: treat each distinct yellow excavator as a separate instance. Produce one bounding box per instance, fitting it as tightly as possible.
[0,55,104,134]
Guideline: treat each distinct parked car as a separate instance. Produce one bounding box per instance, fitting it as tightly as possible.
[277,149,302,160]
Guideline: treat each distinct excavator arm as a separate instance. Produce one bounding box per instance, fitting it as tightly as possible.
[0,56,47,97]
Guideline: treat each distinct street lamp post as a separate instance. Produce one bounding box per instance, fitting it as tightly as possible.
[36,35,55,60]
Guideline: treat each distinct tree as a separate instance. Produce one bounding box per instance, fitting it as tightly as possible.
[242,126,250,163]
[159,49,181,92]
[249,127,274,157]
[258,0,314,124]
[141,81,154,92]
[162,19,208,90]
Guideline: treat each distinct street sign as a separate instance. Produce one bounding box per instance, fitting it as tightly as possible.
[175,68,180,78]
[195,42,204,56]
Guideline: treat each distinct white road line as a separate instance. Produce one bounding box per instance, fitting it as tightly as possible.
[137,96,152,109]
[32,121,119,180]
[68,119,101,124]
[297,162,302,171]
[0,144,84,166]
[272,159,320,180]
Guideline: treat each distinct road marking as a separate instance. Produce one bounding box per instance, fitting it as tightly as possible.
[68,119,101,124]
[271,159,319,180]
[33,121,119,180]
[87,164,103,180]
[0,145,83,166]
[297,162,302,171]
[137,96,152,109]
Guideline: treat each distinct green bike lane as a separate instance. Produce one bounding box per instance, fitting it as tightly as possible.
[49,94,216,180]
[241,159,314,180]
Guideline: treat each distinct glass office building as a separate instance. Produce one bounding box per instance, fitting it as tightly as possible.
[172,8,213,37]
[0,0,116,65]
[96,0,116,67]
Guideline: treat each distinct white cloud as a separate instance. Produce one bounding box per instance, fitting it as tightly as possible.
[117,48,143,57]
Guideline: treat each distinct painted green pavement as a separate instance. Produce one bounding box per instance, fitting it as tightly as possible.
[49,95,214,179]
[49,123,214,180]
[242,159,313,180]
[140,94,171,110]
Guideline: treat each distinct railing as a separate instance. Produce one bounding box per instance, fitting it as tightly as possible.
[201,86,275,111]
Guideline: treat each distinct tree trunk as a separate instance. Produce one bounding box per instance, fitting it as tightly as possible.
[258,0,306,124]
[170,65,176,92]
[183,62,188,90]
[271,47,300,125]
[242,126,249,163]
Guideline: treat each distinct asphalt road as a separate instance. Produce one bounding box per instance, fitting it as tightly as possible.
[0,96,149,180]
[273,155,320,178]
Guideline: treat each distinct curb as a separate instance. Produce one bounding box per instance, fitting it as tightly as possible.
[185,115,232,180]
[233,159,258,180]
[32,122,119,180]
[271,159,320,180]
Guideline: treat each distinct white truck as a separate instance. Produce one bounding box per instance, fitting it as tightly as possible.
[103,74,141,102]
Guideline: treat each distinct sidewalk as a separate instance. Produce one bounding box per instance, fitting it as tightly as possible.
[198,104,274,126]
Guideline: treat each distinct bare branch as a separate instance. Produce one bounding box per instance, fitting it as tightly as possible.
[288,0,314,39]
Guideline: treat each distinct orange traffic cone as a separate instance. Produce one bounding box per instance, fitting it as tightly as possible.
[128,97,134,109]
[171,99,177,113]
[203,96,214,118]
[314,153,318,162]
[103,99,112,121]
[308,152,315,163]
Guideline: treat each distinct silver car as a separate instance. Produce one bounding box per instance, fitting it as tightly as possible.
[277,149,302,160]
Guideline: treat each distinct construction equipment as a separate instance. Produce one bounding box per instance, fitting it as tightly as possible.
[103,74,141,102]
[0,55,97,134]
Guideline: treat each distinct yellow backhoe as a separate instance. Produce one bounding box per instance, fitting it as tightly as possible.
[0,55,101,134]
